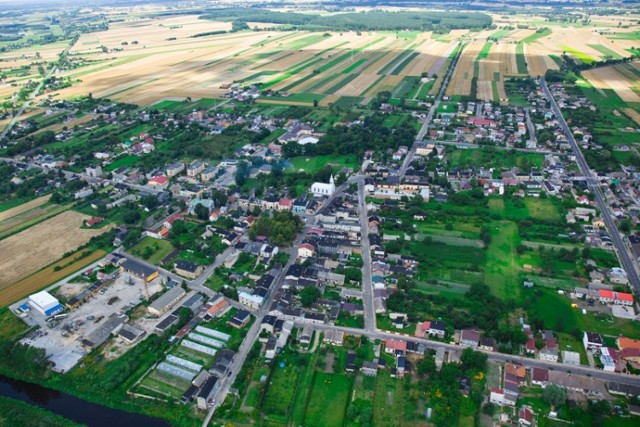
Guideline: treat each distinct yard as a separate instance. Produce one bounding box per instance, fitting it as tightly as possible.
[288,154,359,174]
[130,237,176,266]
[485,221,519,300]
[303,371,352,426]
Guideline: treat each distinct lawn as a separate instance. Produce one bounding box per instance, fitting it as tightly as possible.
[373,374,405,426]
[524,198,562,222]
[303,371,352,426]
[485,221,519,300]
[0,307,29,339]
[105,155,139,172]
[130,237,175,266]
[288,154,359,174]
[261,351,304,422]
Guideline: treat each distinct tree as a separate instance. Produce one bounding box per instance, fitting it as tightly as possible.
[460,348,487,372]
[543,384,566,409]
[123,209,141,224]
[194,203,209,220]
[300,286,321,307]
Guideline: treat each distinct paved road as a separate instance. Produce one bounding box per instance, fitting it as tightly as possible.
[285,321,640,387]
[356,176,376,332]
[541,78,640,296]
[525,108,538,147]
[399,43,462,178]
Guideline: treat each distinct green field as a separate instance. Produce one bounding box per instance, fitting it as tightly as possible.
[515,43,528,74]
[0,397,83,427]
[261,354,303,422]
[522,28,552,44]
[105,155,139,171]
[524,198,562,222]
[587,44,624,59]
[478,42,492,59]
[448,148,544,170]
[562,46,595,64]
[288,154,359,174]
[304,371,352,426]
[485,221,519,300]
[130,237,176,266]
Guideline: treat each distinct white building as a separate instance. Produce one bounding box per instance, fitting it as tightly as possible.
[28,291,63,316]
[239,292,265,309]
[561,350,581,366]
[311,175,336,197]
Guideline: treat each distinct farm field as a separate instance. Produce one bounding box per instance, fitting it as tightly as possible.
[0,210,113,288]
[582,64,640,103]
[0,194,50,221]
[0,249,106,307]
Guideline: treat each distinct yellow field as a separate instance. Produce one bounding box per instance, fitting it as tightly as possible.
[0,211,114,288]
[583,65,640,103]
[0,195,50,222]
[0,250,106,307]
[446,42,483,96]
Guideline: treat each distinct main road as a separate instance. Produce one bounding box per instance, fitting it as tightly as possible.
[540,78,640,295]
[284,321,640,388]
[356,176,376,332]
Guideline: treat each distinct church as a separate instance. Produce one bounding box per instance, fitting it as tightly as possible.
[310,175,336,197]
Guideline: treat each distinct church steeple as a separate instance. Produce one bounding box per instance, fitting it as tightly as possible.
[329,174,334,185]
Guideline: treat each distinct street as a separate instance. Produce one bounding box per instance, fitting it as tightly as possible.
[540,78,640,296]
[357,176,376,332]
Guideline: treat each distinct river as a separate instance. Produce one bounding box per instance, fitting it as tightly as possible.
[0,374,171,427]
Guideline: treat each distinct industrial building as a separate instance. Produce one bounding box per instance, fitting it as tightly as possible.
[148,286,186,316]
[120,258,159,282]
[28,291,64,316]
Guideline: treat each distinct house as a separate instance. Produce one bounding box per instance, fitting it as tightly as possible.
[166,162,184,177]
[518,406,533,426]
[562,350,581,366]
[175,260,203,279]
[479,337,496,352]
[297,242,315,259]
[385,339,407,354]
[489,389,505,406]
[583,332,604,350]
[460,329,481,347]
[187,161,205,177]
[531,367,548,387]
[617,337,640,352]
[229,309,251,328]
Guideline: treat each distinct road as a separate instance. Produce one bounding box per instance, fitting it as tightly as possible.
[418,139,557,155]
[1,49,69,140]
[399,42,462,178]
[356,176,376,332]
[285,321,640,387]
[525,108,537,147]
[540,78,640,296]
[202,202,318,425]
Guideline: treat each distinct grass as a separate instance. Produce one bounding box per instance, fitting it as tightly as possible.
[130,237,176,266]
[0,204,71,240]
[490,28,513,40]
[524,198,562,222]
[268,92,324,103]
[332,96,364,109]
[261,352,304,422]
[515,43,528,74]
[587,44,624,59]
[485,221,519,300]
[391,51,419,75]
[288,154,359,174]
[304,371,352,426]
[0,396,84,427]
[105,155,138,172]
[0,197,37,213]
[373,374,405,426]
[478,42,492,59]
[0,307,29,339]
[522,28,552,44]
[392,76,421,98]
[342,58,367,74]
[562,46,595,65]
[324,73,358,93]
[448,148,544,170]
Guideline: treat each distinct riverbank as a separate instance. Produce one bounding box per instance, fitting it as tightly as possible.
[0,396,85,427]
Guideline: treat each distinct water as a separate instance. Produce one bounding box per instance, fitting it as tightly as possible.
[0,374,171,427]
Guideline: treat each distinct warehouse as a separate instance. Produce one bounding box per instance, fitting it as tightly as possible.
[28,291,64,316]
[120,258,159,282]
[148,286,186,316]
